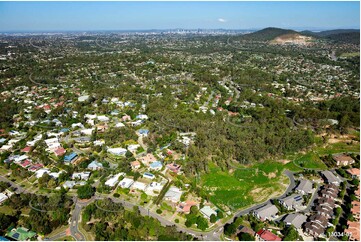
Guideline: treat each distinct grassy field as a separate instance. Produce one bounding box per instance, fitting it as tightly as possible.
[293,152,328,170]
[340,52,360,58]
[201,136,359,212]
[201,161,288,211]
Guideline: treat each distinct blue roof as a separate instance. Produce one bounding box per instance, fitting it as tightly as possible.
[144,172,154,177]
[0,236,9,241]
[138,129,149,134]
[64,152,78,162]
[60,128,69,132]
[150,161,162,168]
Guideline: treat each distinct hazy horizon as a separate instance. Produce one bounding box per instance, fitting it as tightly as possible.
[0,1,359,32]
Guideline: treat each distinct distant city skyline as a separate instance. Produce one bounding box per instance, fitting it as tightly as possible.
[0,1,359,32]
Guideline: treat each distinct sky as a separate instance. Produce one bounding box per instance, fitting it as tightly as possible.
[0,1,359,32]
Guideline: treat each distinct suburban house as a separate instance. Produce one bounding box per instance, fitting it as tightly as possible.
[137,129,149,137]
[130,161,141,170]
[283,213,307,229]
[149,161,163,171]
[166,163,181,173]
[0,193,8,204]
[164,186,182,203]
[72,172,91,181]
[105,173,124,187]
[256,229,281,241]
[145,182,164,196]
[309,214,328,228]
[345,221,360,241]
[136,114,148,120]
[320,184,339,199]
[177,201,198,214]
[64,152,78,164]
[107,147,127,156]
[131,181,147,191]
[118,178,134,189]
[200,206,217,219]
[332,154,355,166]
[253,204,279,221]
[347,168,360,178]
[21,146,31,153]
[295,179,313,194]
[87,160,103,170]
[140,153,157,165]
[63,181,76,189]
[54,147,66,157]
[304,221,325,238]
[127,144,140,153]
[315,204,334,218]
[321,171,342,186]
[278,194,304,210]
[351,200,360,220]
[143,172,155,180]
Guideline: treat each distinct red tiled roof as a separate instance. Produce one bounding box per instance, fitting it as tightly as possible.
[256,229,282,241]
[347,168,360,176]
[21,146,31,153]
[54,147,66,156]
[178,201,197,213]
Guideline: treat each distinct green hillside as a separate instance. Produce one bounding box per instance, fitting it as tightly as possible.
[240,27,298,41]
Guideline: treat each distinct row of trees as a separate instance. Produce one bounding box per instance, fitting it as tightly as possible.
[82,199,194,240]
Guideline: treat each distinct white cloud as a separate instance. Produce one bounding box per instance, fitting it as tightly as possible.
[218,18,227,23]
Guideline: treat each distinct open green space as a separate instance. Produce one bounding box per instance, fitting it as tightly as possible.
[340,52,360,58]
[201,161,288,211]
[293,152,327,170]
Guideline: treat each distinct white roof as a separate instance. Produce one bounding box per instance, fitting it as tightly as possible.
[115,122,125,127]
[72,172,91,180]
[164,186,182,202]
[0,193,8,203]
[131,181,147,191]
[45,137,59,145]
[14,155,28,162]
[35,168,50,178]
[108,147,127,155]
[80,128,94,135]
[88,160,103,169]
[85,114,97,119]
[97,115,109,121]
[200,206,217,218]
[78,95,89,102]
[63,181,76,189]
[127,144,140,152]
[105,173,123,187]
[119,178,134,188]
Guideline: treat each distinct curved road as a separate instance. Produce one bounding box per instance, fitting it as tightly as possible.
[2,169,296,241]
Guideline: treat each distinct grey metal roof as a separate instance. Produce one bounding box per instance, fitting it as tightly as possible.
[284,213,307,229]
[254,203,279,219]
[296,179,313,193]
[321,171,341,184]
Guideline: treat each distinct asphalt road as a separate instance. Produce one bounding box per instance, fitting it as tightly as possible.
[1,169,296,241]
[0,175,28,194]
[70,201,86,241]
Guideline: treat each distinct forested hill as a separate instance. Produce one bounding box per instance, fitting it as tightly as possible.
[301,29,360,44]
[240,27,299,41]
[242,27,360,44]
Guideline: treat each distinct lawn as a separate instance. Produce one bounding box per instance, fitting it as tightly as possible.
[293,152,327,170]
[201,161,288,211]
